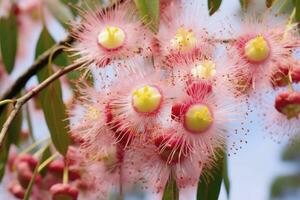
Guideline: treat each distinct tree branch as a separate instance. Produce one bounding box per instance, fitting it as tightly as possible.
[0,61,84,148]
[0,35,74,101]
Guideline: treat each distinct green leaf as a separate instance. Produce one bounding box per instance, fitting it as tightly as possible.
[162,175,179,200]
[294,0,300,22]
[266,0,275,8]
[0,11,18,73]
[61,0,79,15]
[239,0,249,10]
[46,0,74,28]
[134,0,159,32]
[208,0,222,15]
[35,27,71,155]
[0,104,23,181]
[197,150,226,200]
[223,154,230,197]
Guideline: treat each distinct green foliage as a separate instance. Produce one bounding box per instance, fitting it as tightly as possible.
[197,150,229,200]
[266,0,275,8]
[271,174,300,198]
[134,0,160,32]
[35,28,71,155]
[163,175,179,200]
[208,0,222,15]
[0,11,18,73]
[0,104,22,182]
[46,0,74,28]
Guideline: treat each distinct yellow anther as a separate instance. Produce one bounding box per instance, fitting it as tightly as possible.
[184,104,213,133]
[132,85,162,113]
[244,35,270,62]
[191,59,216,79]
[98,25,125,50]
[85,106,101,120]
[170,27,197,52]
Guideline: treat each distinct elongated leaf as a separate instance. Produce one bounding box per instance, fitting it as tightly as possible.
[35,27,70,155]
[0,12,18,73]
[46,0,74,28]
[61,0,79,15]
[163,175,179,200]
[197,150,226,200]
[208,0,222,15]
[134,0,159,32]
[294,0,300,22]
[223,154,230,197]
[239,0,249,10]
[0,104,23,181]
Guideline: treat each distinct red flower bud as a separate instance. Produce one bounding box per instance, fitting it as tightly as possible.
[14,154,38,171]
[171,103,184,121]
[275,91,300,119]
[16,161,41,188]
[8,182,25,199]
[50,183,79,200]
[186,80,212,98]
[154,132,188,164]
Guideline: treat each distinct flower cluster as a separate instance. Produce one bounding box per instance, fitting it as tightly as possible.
[5,0,300,199]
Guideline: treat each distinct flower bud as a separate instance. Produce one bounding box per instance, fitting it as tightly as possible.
[275,91,300,119]
[8,182,25,199]
[50,183,79,200]
[154,133,188,164]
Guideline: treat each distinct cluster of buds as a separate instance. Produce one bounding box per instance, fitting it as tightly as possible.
[5,147,96,200]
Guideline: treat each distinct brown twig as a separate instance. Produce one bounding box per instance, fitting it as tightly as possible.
[0,36,74,101]
[0,61,84,148]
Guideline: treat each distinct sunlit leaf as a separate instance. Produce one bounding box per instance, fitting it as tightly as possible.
[208,0,222,15]
[294,0,300,22]
[134,0,159,32]
[197,150,226,200]
[0,11,18,73]
[35,27,71,155]
[163,175,179,200]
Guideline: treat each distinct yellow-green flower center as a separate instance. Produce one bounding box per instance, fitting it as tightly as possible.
[132,85,162,113]
[170,27,197,52]
[85,106,101,120]
[244,35,270,62]
[282,104,300,119]
[98,26,125,50]
[184,104,213,133]
[191,59,216,79]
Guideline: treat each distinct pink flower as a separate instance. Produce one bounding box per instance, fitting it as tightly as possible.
[107,63,176,144]
[155,0,213,67]
[70,1,151,68]
[123,137,211,198]
[226,15,300,94]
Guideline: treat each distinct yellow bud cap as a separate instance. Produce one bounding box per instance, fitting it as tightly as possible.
[170,27,197,52]
[85,106,101,120]
[132,85,162,113]
[191,59,216,79]
[184,104,213,133]
[98,26,125,50]
[244,35,270,62]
